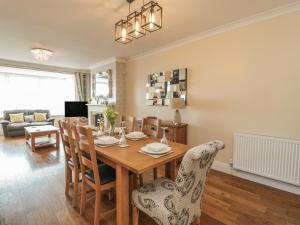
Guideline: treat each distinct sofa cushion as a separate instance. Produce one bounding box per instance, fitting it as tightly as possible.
[9,113,25,123]
[34,113,47,122]
[24,115,34,123]
[30,121,51,126]
[7,122,31,131]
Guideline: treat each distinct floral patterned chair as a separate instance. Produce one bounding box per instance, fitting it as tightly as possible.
[131,140,225,225]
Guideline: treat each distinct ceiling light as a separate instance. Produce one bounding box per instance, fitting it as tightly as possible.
[141,1,162,32]
[30,48,53,62]
[115,0,162,44]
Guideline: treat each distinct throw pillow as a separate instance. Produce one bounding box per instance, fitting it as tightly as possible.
[9,113,24,123]
[34,113,47,122]
[24,115,34,123]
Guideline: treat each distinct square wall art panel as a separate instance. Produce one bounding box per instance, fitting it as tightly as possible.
[146,68,187,106]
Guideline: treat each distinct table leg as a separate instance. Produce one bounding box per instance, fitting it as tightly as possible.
[25,131,29,141]
[31,134,36,152]
[56,131,60,150]
[165,160,176,181]
[116,164,129,225]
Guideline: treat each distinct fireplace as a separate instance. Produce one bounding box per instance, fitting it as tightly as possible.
[91,112,104,127]
[86,104,114,127]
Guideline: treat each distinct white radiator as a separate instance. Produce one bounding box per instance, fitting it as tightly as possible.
[233,133,300,186]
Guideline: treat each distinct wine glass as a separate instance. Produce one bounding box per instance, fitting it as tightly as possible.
[119,126,127,147]
[161,127,169,145]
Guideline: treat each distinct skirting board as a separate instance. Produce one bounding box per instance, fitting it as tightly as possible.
[211,160,300,195]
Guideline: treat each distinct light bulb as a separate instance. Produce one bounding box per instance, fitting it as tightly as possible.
[149,12,155,30]
[135,21,140,37]
[121,27,127,41]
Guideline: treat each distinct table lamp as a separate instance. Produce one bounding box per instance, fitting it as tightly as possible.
[170,98,185,124]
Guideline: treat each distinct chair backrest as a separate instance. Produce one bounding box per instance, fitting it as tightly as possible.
[73,125,101,185]
[121,115,136,133]
[142,117,161,138]
[170,140,225,224]
[58,120,79,169]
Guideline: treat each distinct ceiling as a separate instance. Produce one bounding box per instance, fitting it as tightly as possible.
[0,0,298,69]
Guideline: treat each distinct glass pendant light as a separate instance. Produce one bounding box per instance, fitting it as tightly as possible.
[127,11,146,39]
[141,1,162,32]
[115,19,132,44]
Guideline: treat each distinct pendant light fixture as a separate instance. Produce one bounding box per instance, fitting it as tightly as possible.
[115,0,162,44]
[141,1,162,32]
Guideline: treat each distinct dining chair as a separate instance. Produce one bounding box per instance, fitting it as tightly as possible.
[141,117,162,183]
[131,140,225,225]
[121,115,136,133]
[58,119,80,208]
[73,125,116,225]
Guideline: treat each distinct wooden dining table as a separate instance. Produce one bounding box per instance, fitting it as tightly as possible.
[93,137,190,225]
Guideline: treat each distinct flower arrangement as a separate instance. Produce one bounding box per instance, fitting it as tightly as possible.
[105,105,119,135]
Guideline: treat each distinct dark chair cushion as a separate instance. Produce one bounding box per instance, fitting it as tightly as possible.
[85,164,115,185]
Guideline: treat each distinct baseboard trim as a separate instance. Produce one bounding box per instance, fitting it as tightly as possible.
[211,160,300,195]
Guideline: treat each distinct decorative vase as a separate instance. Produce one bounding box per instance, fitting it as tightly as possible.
[109,122,115,136]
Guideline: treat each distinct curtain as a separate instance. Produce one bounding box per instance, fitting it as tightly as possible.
[75,72,90,101]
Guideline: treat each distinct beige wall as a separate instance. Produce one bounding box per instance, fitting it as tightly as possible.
[125,12,300,163]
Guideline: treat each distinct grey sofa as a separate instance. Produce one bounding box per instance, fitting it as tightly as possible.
[0,110,55,137]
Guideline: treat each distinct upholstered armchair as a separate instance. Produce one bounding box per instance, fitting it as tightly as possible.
[132,140,225,225]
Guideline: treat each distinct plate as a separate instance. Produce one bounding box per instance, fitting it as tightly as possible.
[141,146,171,155]
[146,142,168,152]
[95,136,119,145]
[125,134,147,140]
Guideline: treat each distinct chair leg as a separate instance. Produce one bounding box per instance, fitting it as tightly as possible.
[94,189,101,225]
[65,165,71,196]
[132,204,139,225]
[72,171,79,208]
[196,216,201,225]
[139,174,144,186]
[80,179,87,215]
[153,168,158,180]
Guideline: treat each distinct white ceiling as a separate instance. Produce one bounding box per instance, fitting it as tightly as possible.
[0,0,298,69]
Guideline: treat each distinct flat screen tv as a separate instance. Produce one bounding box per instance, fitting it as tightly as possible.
[65,101,88,118]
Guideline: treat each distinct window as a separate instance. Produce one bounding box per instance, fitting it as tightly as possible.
[0,67,76,116]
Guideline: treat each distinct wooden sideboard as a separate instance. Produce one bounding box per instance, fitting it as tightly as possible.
[134,118,188,144]
[161,122,188,144]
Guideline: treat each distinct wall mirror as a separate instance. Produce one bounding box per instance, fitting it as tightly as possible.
[92,69,112,100]
[146,68,187,106]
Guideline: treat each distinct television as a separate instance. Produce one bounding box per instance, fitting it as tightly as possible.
[64,101,88,118]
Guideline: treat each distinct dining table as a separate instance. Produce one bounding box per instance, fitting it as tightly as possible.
[93,137,190,225]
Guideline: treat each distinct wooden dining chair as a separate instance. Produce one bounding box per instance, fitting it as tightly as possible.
[142,117,161,138]
[58,119,80,208]
[73,125,116,225]
[132,140,225,225]
[140,117,162,184]
[121,115,136,133]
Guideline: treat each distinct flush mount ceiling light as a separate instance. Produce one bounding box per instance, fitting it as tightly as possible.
[115,0,162,44]
[30,48,53,62]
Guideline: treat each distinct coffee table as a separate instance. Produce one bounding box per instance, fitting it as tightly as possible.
[25,125,60,152]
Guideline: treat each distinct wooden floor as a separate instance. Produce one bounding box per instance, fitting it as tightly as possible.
[0,136,299,225]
